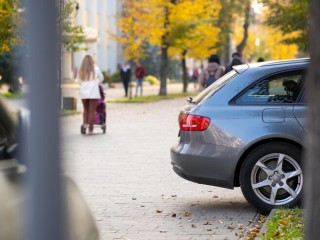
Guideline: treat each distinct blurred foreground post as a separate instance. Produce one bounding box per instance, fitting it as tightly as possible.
[305,0,320,239]
[25,1,66,240]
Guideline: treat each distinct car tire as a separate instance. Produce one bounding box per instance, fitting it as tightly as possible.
[240,142,303,215]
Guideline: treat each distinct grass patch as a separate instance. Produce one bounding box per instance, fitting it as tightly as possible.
[109,92,197,103]
[260,208,303,239]
[61,109,81,116]
[1,92,26,99]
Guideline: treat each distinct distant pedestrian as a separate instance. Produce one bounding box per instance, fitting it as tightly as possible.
[135,62,145,97]
[120,62,131,97]
[199,54,225,89]
[78,54,104,135]
[225,58,243,74]
[191,67,199,90]
[225,52,243,73]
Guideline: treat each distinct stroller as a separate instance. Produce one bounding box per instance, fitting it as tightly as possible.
[81,84,107,134]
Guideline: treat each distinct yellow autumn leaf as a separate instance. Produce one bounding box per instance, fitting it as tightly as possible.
[183,211,191,217]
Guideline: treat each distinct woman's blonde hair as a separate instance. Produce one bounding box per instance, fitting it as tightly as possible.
[78,55,95,81]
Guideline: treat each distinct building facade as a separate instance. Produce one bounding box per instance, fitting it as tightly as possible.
[63,0,122,82]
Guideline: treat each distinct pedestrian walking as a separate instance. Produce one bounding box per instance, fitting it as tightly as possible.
[199,54,225,89]
[191,67,199,90]
[77,54,104,135]
[225,52,243,73]
[120,62,131,97]
[135,62,145,97]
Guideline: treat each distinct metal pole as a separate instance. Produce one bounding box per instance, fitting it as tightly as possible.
[25,0,66,239]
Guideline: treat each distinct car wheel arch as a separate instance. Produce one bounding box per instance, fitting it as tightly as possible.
[233,138,303,187]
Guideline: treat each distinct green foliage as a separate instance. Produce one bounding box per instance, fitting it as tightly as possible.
[1,90,25,99]
[102,71,122,85]
[216,0,249,64]
[0,46,24,93]
[260,0,308,51]
[110,92,196,103]
[0,0,22,54]
[111,72,121,83]
[60,0,86,52]
[60,109,81,116]
[260,208,303,240]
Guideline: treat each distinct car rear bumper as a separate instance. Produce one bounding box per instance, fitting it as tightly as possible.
[170,143,240,189]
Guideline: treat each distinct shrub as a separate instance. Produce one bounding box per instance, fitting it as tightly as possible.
[144,75,159,85]
[101,71,122,87]
[111,72,121,83]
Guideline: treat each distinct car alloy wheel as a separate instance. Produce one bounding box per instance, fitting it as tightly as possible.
[240,142,303,214]
[251,153,303,205]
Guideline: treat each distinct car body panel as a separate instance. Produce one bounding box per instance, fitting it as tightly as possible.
[171,58,308,190]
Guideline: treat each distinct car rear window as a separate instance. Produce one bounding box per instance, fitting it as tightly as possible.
[192,70,237,104]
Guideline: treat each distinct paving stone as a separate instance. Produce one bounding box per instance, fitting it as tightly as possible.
[62,98,257,240]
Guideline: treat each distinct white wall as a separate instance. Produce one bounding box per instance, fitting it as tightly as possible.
[64,0,121,82]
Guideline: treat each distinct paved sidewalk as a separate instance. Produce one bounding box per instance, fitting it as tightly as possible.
[62,97,258,240]
[4,81,197,110]
[4,81,258,239]
[61,82,198,111]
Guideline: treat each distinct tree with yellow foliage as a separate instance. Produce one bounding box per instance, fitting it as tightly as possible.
[116,0,221,95]
[232,5,299,62]
[0,0,21,54]
[169,0,220,92]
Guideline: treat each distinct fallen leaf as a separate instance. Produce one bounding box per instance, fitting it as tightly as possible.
[156,209,162,213]
[140,205,145,207]
[212,195,218,198]
[206,228,212,231]
[279,219,287,226]
[183,211,191,217]
[273,231,280,237]
[132,197,137,200]
[219,220,224,224]
[159,230,167,233]
[171,213,176,218]
[237,224,243,229]
[191,224,197,228]
[203,221,212,225]
[171,195,177,197]
[227,225,235,230]
[188,218,194,222]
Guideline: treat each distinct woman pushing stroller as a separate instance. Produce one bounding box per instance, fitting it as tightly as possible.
[77,55,104,135]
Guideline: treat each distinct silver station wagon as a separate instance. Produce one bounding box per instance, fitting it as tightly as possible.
[171,58,307,214]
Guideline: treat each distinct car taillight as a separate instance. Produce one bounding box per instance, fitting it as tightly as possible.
[179,113,210,131]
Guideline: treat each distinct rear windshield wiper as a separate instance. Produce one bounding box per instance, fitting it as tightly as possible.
[187,97,196,104]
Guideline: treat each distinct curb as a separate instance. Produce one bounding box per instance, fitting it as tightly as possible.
[255,209,275,239]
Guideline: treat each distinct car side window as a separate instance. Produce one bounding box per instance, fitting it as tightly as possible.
[236,71,305,104]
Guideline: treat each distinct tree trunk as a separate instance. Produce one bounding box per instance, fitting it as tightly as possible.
[236,1,251,56]
[181,50,188,93]
[159,4,171,96]
[223,34,231,66]
[305,0,320,239]
[159,45,168,96]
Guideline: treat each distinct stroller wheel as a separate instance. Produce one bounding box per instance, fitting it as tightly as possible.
[80,125,86,134]
[102,125,106,134]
